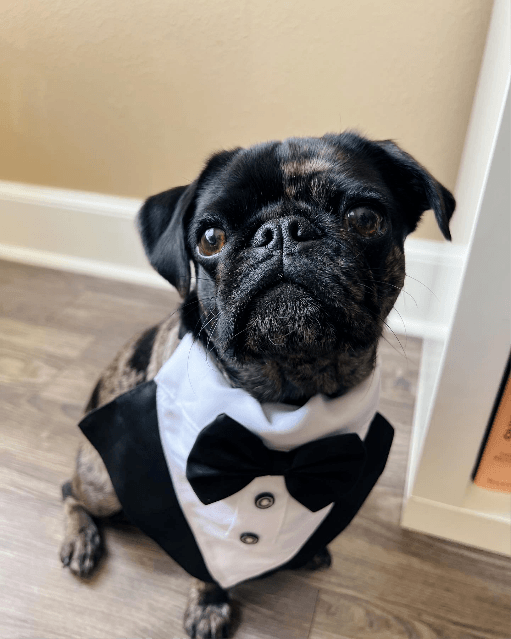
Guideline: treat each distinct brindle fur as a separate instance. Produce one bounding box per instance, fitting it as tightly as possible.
[60,316,181,576]
[60,132,454,639]
[184,581,232,639]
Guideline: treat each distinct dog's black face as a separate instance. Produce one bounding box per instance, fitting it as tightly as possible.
[138,132,454,403]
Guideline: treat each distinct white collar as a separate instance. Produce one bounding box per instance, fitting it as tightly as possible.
[154,332,380,450]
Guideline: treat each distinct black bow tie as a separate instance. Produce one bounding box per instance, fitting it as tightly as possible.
[186,414,367,512]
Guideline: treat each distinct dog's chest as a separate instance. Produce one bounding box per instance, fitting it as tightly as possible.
[155,333,380,588]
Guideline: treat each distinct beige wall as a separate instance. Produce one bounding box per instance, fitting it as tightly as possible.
[0,0,492,240]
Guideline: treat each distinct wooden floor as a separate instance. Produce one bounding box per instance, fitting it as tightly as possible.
[1,259,510,639]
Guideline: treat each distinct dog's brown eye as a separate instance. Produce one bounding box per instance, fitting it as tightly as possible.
[198,228,226,256]
[346,207,383,237]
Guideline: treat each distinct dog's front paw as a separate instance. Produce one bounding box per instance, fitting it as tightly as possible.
[60,503,102,577]
[184,580,232,639]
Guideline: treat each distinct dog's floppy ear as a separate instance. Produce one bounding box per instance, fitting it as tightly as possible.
[137,181,199,296]
[137,148,242,297]
[376,140,456,241]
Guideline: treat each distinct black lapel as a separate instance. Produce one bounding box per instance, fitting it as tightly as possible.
[274,412,394,571]
[78,380,214,584]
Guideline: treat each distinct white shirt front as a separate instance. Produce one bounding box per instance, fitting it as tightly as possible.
[155,333,381,588]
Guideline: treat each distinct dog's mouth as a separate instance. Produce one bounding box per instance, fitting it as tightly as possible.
[241,282,337,357]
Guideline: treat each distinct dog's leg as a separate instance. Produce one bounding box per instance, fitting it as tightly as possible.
[60,438,121,577]
[59,318,181,577]
[289,546,332,572]
[184,580,232,639]
[305,546,332,570]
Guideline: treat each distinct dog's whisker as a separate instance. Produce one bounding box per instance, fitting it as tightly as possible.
[205,318,220,357]
[390,306,408,351]
[185,305,221,388]
[405,273,440,302]
[201,314,220,349]
[380,332,406,359]
[382,321,407,361]
[360,302,408,361]
[359,278,419,308]
[147,296,205,329]
[360,356,378,403]
[199,311,220,339]
[185,311,213,396]
[229,324,250,343]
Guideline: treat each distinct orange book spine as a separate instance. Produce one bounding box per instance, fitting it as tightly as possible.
[474,362,511,493]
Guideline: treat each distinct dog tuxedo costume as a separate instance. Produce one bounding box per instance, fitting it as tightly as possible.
[79,333,394,588]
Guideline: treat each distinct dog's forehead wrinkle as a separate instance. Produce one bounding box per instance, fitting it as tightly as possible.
[278,135,382,180]
[196,153,394,237]
[282,157,338,178]
[253,199,320,223]
[279,135,339,158]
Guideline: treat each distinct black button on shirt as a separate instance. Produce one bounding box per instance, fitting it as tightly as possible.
[240,533,259,544]
[255,492,275,509]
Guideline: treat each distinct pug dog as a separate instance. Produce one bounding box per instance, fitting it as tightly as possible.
[59,131,455,639]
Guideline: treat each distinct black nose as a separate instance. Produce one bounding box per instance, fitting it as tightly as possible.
[252,217,321,250]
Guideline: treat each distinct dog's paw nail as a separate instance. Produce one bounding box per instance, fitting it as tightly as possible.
[59,542,73,567]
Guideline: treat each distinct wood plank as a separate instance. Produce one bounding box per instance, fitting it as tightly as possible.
[0,492,192,639]
[0,317,94,359]
[0,344,64,389]
[233,573,318,639]
[308,588,507,639]
[296,489,511,638]
[54,289,177,334]
[40,359,112,406]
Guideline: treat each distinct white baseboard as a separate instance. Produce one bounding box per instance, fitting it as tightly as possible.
[0,243,168,289]
[0,180,169,289]
[0,180,465,339]
[401,492,511,557]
